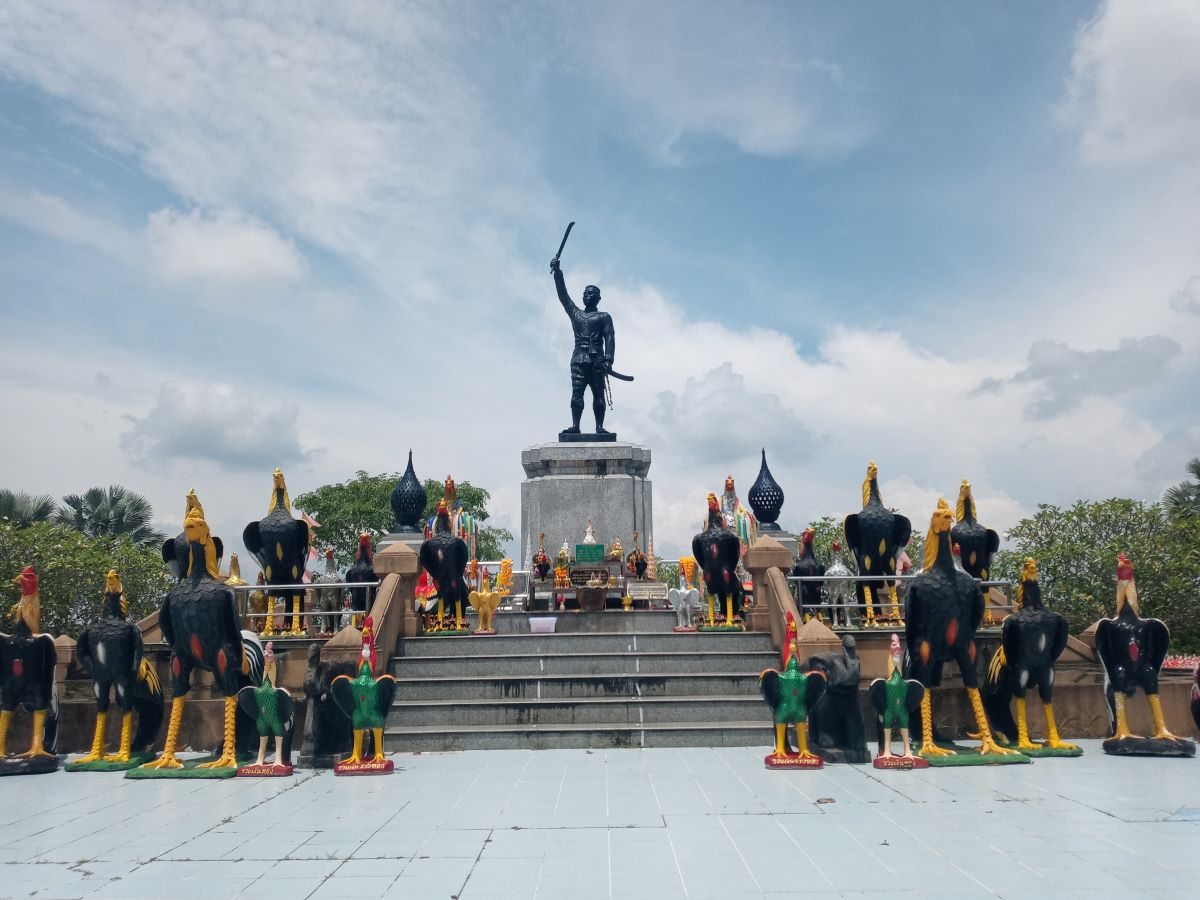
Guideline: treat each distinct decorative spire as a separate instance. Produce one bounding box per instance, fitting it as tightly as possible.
[391,450,425,532]
[747,448,784,530]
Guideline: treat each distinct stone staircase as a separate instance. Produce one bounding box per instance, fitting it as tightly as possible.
[385,611,777,751]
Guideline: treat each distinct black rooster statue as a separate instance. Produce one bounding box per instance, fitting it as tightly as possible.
[133,503,264,777]
[419,501,470,633]
[844,461,911,624]
[790,528,826,622]
[1095,553,1194,757]
[0,566,58,775]
[345,533,378,625]
[982,558,1080,757]
[905,500,1025,765]
[236,641,294,776]
[243,468,311,637]
[69,570,163,771]
[951,480,1000,624]
[162,489,223,581]
[693,492,744,629]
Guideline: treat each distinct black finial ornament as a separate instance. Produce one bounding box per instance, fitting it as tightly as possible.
[391,450,425,532]
[748,448,784,531]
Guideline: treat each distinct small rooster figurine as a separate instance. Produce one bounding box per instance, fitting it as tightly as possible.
[314,548,343,635]
[951,480,1000,623]
[243,469,311,636]
[419,501,471,631]
[1095,553,1193,756]
[693,493,744,628]
[0,566,58,773]
[868,634,926,767]
[983,558,1079,755]
[345,533,378,624]
[844,461,912,624]
[330,617,397,774]
[790,528,826,622]
[70,570,163,769]
[236,641,294,775]
[759,612,826,768]
[469,590,502,635]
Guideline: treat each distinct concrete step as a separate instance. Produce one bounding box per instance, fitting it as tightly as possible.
[397,631,773,657]
[383,721,770,752]
[391,672,761,701]
[390,650,776,677]
[387,695,765,727]
[433,610,685,634]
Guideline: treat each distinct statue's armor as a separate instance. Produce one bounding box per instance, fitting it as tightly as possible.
[555,270,615,422]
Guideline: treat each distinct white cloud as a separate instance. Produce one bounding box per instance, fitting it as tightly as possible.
[145,207,306,289]
[121,381,313,470]
[567,4,869,162]
[1063,0,1200,165]
[1170,276,1200,315]
[0,186,134,260]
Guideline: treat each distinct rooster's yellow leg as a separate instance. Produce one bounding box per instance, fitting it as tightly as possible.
[455,601,462,630]
[339,729,364,766]
[1042,703,1078,750]
[197,696,239,768]
[0,709,10,756]
[863,587,875,625]
[795,722,819,760]
[104,712,134,763]
[1014,698,1037,750]
[371,727,386,762]
[889,585,901,622]
[968,687,1017,755]
[77,710,108,763]
[917,692,953,757]
[726,598,733,624]
[13,709,54,759]
[141,696,185,769]
[1112,693,1133,739]
[287,597,304,636]
[769,722,789,758]
[1148,694,1178,740]
[707,595,715,627]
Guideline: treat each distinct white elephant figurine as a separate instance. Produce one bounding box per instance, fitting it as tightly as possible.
[668,587,702,629]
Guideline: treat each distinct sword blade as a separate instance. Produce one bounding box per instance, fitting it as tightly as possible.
[553,221,575,261]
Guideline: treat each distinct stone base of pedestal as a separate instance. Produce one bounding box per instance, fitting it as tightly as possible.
[520,441,653,569]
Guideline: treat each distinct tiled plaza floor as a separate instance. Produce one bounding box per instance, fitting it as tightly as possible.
[1,740,1198,899]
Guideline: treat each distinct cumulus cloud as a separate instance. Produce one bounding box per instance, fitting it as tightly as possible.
[121,381,313,470]
[568,3,868,162]
[977,336,1181,419]
[1063,0,1200,164]
[145,207,307,289]
[644,363,821,464]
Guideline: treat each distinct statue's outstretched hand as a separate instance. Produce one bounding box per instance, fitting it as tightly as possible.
[550,257,561,274]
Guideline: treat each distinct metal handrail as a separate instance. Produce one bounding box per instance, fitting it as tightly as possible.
[228,581,375,591]
[786,575,1012,586]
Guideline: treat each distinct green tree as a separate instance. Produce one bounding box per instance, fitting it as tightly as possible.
[295,471,514,567]
[1164,456,1200,520]
[55,485,165,547]
[992,499,1200,652]
[0,489,56,527]
[420,479,513,561]
[0,522,173,637]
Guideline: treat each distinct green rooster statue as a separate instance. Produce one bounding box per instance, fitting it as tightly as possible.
[330,617,396,775]
[868,633,927,768]
[236,641,294,776]
[759,612,827,769]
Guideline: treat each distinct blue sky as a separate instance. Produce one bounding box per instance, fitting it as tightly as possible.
[1,0,1198,563]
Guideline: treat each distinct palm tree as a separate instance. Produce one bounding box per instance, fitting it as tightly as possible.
[55,485,165,547]
[1164,457,1200,520]
[0,489,56,526]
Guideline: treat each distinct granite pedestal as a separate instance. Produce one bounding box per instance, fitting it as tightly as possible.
[520,441,653,568]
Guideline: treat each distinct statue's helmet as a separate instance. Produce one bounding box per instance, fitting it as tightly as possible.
[582,285,601,308]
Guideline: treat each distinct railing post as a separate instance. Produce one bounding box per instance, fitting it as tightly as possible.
[744,536,796,651]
